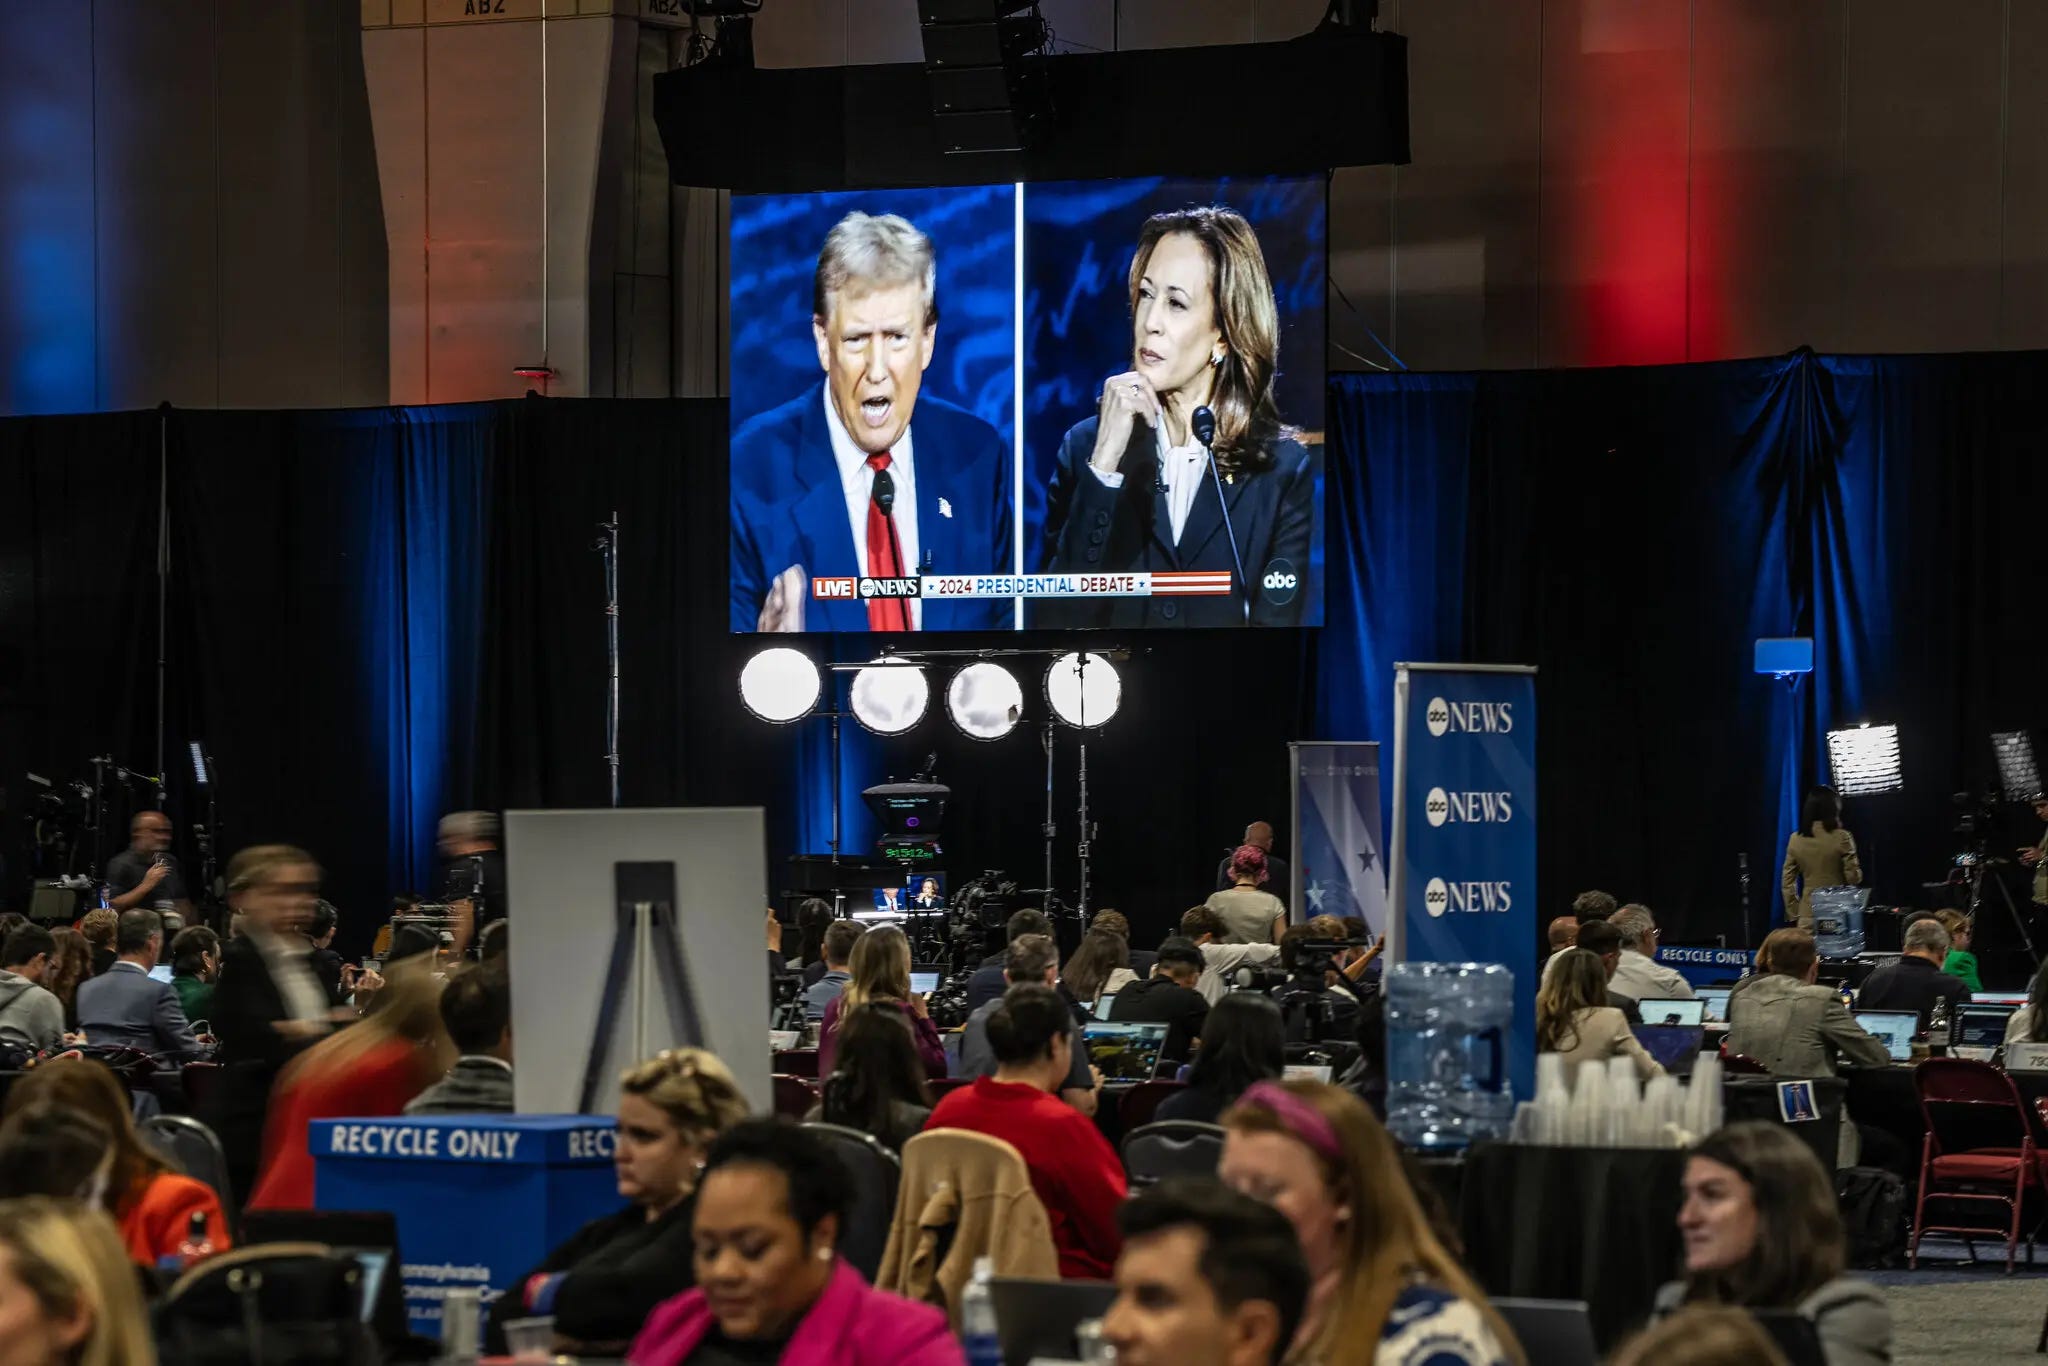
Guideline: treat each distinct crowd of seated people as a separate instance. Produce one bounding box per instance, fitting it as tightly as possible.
[0,846,1958,1366]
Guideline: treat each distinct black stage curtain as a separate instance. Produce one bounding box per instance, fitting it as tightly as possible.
[2,351,2044,966]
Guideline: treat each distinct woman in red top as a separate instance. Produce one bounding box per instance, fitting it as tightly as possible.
[817,926,946,1079]
[4,1057,231,1265]
[246,961,452,1210]
[925,983,1127,1278]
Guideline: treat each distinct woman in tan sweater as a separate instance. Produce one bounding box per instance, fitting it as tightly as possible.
[1536,949,1662,1082]
[1781,786,1861,930]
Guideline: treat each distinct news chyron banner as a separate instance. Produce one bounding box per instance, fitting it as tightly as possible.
[1290,742,1390,935]
[1390,664,1538,1102]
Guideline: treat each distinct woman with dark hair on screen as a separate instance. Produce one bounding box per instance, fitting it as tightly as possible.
[1041,204,1316,627]
[1782,785,1862,930]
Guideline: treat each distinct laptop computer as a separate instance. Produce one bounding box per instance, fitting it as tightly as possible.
[990,1277,1117,1366]
[1631,1025,1706,1076]
[1974,991,2029,1007]
[1082,1021,1171,1081]
[1853,1010,1918,1062]
[1491,1299,1598,1366]
[1638,998,1706,1027]
[1696,987,1732,1023]
[1954,1002,2017,1054]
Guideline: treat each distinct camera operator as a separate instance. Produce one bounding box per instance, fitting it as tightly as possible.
[106,812,195,922]
[2021,795,2048,913]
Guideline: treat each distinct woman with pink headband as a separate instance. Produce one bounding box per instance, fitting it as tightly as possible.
[1219,1079,1522,1365]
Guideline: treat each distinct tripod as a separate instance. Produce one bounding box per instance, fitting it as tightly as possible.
[1965,851,2041,972]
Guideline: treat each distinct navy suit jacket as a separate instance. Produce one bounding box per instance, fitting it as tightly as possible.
[1037,416,1316,627]
[730,387,1013,632]
[77,962,200,1056]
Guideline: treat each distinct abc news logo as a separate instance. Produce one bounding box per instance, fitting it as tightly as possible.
[812,577,920,600]
[1260,558,1299,606]
[1422,877,1515,919]
[1425,696,1514,738]
[1424,787,1513,827]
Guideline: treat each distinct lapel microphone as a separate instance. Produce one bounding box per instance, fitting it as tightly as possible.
[872,467,895,513]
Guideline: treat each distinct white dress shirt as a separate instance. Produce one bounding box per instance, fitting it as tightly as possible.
[1610,948,1697,1003]
[823,386,921,629]
[1086,426,1209,546]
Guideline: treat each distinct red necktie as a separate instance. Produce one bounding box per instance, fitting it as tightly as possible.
[865,452,910,633]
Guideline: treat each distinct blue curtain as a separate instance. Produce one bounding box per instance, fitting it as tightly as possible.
[1316,350,2043,944]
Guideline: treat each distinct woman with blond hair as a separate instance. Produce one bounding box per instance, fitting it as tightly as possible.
[1535,948,1662,1082]
[817,925,945,1078]
[0,1196,156,1366]
[244,960,453,1209]
[488,1047,751,1357]
[1220,1079,1522,1364]
[1609,1305,1789,1366]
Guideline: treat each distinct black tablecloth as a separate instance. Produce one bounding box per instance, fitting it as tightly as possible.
[1454,1144,1687,1350]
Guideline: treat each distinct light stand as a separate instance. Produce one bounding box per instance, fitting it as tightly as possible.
[596,513,621,808]
[1040,721,1056,903]
[1073,652,1096,916]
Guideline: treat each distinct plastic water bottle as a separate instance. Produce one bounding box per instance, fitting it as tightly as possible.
[1928,993,1952,1052]
[1385,962,1515,1150]
[960,1256,1002,1366]
[1810,886,1868,959]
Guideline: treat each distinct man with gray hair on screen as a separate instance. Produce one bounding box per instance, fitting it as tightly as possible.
[730,209,1012,633]
[1607,903,1695,1003]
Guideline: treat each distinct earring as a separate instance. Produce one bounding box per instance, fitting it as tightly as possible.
[1211,351,1224,366]
[814,1246,833,1262]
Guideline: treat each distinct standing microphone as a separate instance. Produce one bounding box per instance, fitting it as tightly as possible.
[1194,405,1250,626]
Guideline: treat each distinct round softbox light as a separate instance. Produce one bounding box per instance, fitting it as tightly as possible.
[1045,651,1121,728]
[946,662,1024,741]
[738,647,822,724]
[850,660,930,735]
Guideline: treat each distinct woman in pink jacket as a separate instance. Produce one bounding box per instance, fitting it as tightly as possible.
[630,1120,964,1366]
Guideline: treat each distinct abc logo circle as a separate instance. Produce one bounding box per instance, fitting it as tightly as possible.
[1426,697,1451,737]
[858,577,877,598]
[1424,877,1449,918]
[1425,787,1450,827]
[1260,558,1299,606]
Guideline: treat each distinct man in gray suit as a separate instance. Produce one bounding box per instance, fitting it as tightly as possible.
[1725,928,1890,1077]
[76,909,201,1057]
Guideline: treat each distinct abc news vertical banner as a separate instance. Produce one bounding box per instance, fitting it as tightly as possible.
[1390,663,1538,1102]
[1289,743,1390,934]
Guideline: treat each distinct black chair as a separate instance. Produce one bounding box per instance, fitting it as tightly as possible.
[140,1113,236,1230]
[801,1122,901,1282]
[1490,1298,1597,1366]
[1121,1121,1224,1187]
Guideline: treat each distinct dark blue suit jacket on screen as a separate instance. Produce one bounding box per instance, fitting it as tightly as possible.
[1037,416,1316,628]
[730,387,1013,633]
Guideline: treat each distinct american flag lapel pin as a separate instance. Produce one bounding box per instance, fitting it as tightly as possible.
[938,497,953,519]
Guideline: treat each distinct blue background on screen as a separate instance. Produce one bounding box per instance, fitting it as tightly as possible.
[1021,175,1327,622]
[730,186,1018,454]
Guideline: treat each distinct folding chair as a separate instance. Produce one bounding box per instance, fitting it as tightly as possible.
[1910,1058,2040,1271]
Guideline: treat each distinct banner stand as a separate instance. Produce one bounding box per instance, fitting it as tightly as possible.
[1390,663,1539,1100]
[1289,742,1389,933]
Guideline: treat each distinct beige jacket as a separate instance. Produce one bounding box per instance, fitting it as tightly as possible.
[1782,826,1861,926]
[1544,1006,1663,1082]
[877,1128,1059,1328]
[1724,972,1891,1077]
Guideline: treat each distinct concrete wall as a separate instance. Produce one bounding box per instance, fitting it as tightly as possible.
[0,0,386,416]
[749,0,2048,375]
[9,0,2048,415]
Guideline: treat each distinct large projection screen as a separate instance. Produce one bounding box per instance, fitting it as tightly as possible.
[729,175,1327,634]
